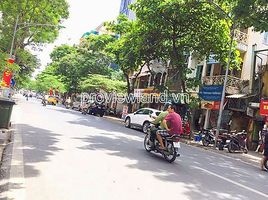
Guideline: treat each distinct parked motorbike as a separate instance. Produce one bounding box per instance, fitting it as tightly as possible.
[144,123,180,163]
[201,129,215,146]
[41,98,46,106]
[181,119,191,139]
[227,130,248,153]
[88,103,106,117]
[264,158,268,170]
[81,103,89,115]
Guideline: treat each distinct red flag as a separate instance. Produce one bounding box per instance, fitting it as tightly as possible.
[1,70,12,88]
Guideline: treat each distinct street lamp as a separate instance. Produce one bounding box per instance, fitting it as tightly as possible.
[197,0,236,147]
[9,14,62,58]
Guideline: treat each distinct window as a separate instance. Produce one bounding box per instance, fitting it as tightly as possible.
[206,64,212,76]
[154,73,162,86]
[195,65,203,79]
[161,72,167,85]
[143,109,151,115]
[135,109,145,114]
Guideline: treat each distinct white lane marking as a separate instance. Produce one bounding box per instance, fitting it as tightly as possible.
[194,166,268,198]
[7,106,26,200]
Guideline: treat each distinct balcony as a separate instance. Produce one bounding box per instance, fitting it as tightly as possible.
[234,30,248,52]
[202,75,249,94]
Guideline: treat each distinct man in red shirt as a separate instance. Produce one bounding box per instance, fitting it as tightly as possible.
[156,104,183,149]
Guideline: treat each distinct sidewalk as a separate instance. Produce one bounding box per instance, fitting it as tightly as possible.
[103,115,263,167]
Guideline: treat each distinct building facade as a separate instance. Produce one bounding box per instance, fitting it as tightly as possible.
[119,0,136,20]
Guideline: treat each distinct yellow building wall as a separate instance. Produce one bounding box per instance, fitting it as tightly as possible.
[262,70,268,97]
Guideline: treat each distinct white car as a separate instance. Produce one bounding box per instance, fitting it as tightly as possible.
[124,108,161,133]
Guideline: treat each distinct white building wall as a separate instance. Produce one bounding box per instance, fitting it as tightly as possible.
[241,28,268,81]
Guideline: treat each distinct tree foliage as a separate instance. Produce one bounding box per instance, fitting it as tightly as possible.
[130,0,241,92]
[0,0,69,87]
[80,74,126,93]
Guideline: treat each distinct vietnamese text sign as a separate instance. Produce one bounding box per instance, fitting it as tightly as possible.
[199,85,223,101]
[260,99,268,116]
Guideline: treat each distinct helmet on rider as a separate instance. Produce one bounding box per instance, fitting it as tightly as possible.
[163,102,172,111]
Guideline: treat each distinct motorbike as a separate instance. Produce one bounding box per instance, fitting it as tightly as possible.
[144,123,181,163]
[181,119,191,139]
[227,130,248,153]
[264,158,268,170]
[41,98,46,106]
[201,129,215,146]
[88,103,106,117]
[81,103,89,115]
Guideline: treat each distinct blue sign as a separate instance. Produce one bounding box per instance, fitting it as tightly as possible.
[207,54,219,64]
[11,78,16,87]
[199,85,223,101]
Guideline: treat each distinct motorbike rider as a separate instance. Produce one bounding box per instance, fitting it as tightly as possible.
[149,103,171,144]
[156,104,183,150]
[260,123,268,171]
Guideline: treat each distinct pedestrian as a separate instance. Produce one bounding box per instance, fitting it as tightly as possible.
[255,128,264,153]
[260,123,268,171]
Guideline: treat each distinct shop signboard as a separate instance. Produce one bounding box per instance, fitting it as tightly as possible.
[201,101,221,110]
[199,85,223,101]
[260,98,268,116]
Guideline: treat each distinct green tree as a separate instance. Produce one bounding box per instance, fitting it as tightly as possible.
[0,0,69,87]
[34,65,66,93]
[131,0,238,93]
[80,74,126,93]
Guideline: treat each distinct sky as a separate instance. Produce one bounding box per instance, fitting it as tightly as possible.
[33,0,122,77]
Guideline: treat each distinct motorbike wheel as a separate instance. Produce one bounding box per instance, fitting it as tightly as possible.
[264,158,268,170]
[144,134,152,152]
[163,142,177,163]
[228,142,235,153]
[242,147,248,154]
[202,138,210,147]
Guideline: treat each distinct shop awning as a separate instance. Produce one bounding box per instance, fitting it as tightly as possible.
[226,94,247,98]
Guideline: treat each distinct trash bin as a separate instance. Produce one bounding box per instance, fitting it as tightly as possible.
[0,98,15,129]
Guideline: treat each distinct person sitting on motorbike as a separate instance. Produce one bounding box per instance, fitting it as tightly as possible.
[150,103,171,143]
[260,123,268,171]
[156,104,183,150]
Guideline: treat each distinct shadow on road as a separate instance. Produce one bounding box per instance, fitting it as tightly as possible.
[68,117,268,200]
[17,124,63,178]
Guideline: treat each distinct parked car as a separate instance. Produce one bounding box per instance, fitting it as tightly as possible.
[124,108,161,133]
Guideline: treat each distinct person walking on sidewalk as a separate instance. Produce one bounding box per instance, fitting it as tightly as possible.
[255,128,264,153]
[260,123,268,171]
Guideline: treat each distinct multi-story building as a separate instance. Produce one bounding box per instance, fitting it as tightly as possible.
[119,0,136,20]
[189,28,268,148]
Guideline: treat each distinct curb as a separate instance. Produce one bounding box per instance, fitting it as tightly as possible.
[0,128,12,164]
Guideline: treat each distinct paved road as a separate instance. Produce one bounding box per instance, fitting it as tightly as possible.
[2,95,268,200]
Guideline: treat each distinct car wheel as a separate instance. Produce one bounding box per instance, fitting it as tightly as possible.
[142,122,150,133]
[125,117,131,128]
